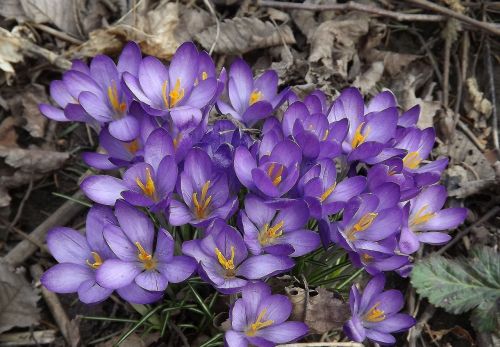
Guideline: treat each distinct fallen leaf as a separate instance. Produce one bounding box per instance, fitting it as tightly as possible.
[0,0,25,18]
[465,77,493,127]
[0,146,69,206]
[286,286,350,334]
[0,117,19,147]
[7,84,49,138]
[308,14,370,79]
[174,4,213,43]
[195,17,295,55]
[0,263,40,334]
[20,0,81,37]
[75,0,180,59]
[365,49,420,77]
[353,61,384,94]
[0,29,23,79]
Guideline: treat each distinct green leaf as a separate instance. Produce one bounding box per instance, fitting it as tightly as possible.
[470,299,499,333]
[411,246,500,332]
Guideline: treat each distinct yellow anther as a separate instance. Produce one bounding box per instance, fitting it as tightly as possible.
[267,163,276,177]
[259,221,284,245]
[322,129,330,141]
[169,78,185,107]
[107,81,127,114]
[363,302,386,323]
[202,71,208,80]
[86,252,103,269]
[135,242,156,270]
[351,122,370,148]
[320,182,337,202]
[410,204,435,226]
[402,151,422,170]
[246,308,274,336]
[267,164,284,186]
[193,181,212,219]
[215,246,235,272]
[361,253,373,264]
[249,90,263,106]
[135,167,157,200]
[347,212,378,241]
[162,80,169,108]
[124,139,139,154]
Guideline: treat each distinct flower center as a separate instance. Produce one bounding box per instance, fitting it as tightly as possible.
[135,242,156,270]
[86,252,103,269]
[347,212,378,241]
[192,180,212,220]
[361,253,373,264]
[249,90,262,106]
[410,204,435,226]
[107,80,127,115]
[246,308,274,336]
[162,78,185,108]
[215,246,236,277]
[135,167,157,201]
[351,122,370,149]
[267,163,284,186]
[258,221,284,245]
[402,151,422,170]
[322,129,330,141]
[363,302,386,323]
[320,182,337,202]
[124,139,139,154]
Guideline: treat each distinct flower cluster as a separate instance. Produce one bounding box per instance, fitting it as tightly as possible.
[40,42,466,346]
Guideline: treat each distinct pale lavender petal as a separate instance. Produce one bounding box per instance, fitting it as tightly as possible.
[80,175,126,206]
[41,263,93,293]
[96,259,142,289]
[46,227,91,264]
[157,255,196,283]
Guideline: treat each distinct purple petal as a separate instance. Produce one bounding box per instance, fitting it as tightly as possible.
[258,294,292,325]
[241,101,273,126]
[344,316,366,343]
[115,200,155,252]
[158,255,196,283]
[39,104,69,121]
[41,263,93,293]
[373,314,416,333]
[46,227,91,264]
[282,230,320,257]
[139,57,169,106]
[185,78,217,108]
[80,175,126,206]
[103,225,137,261]
[117,42,141,76]
[365,329,396,345]
[415,208,467,232]
[169,199,193,226]
[116,282,163,304]
[135,271,168,291]
[366,90,397,113]
[225,331,248,347]
[96,259,142,289]
[237,255,294,279]
[109,116,139,142]
[257,321,308,343]
[234,146,257,189]
[417,231,452,245]
[359,274,385,313]
[77,280,113,304]
[169,42,198,95]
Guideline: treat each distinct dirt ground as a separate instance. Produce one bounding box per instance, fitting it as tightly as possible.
[0,1,499,346]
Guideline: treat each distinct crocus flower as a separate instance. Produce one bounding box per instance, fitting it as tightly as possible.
[169,148,238,228]
[96,200,196,298]
[41,205,117,304]
[240,195,320,257]
[225,281,308,347]
[288,89,329,115]
[398,185,467,254]
[344,274,416,345]
[81,128,177,210]
[282,101,347,161]
[124,42,218,117]
[216,59,289,126]
[331,183,402,254]
[182,219,294,294]
[299,159,366,219]
[234,134,302,198]
[327,88,398,162]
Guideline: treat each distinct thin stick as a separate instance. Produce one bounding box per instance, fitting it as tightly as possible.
[407,0,500,36]
[31,23,83,45]
[485,38,499,150]
[258,0,445,22]
[30,264,80,347]
[3,190,87,266]
[202,0,220,56]
[0,217,49,253]
[436,205,500,255]
[442,26,452,107]
[457,120,486,151]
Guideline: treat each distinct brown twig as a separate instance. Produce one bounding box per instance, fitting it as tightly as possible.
[457,120,486,151]
[2,190,87,266]
[407,0,500,36]
[409,305,437,347]
[0,216,49,253]
[436,205,500,255]
[30,265,80,347]
[30,23,83,45]
[442,26,452,107]
[485,38,499,150]
[258,0,445,22]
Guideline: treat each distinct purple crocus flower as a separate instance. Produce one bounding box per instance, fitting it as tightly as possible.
[399,185,467,254]
[282,101,347,161]
[331,184,402,254]
[81,105,158,170]
[234,133,302,198]
[344,274,416,345]
[298,159,366,219]
[124,42,218,117]
[240,195,320,257]
[182,219,294,294]
[96,200,196,299]
[81,128,177,210]
[216,59,289,126]
[288,89,329,115]
[225,281,308,347]
[169,148,238,228]
[41,205,116,303]
[327,88,398,162]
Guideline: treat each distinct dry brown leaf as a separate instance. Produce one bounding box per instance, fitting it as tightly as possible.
[308,15,370,79]
[0,0,25,18]
[0,117,19,147]
[0,29,23,79]
[353,61,384,94]
[7,84,49,138]
[195,17,295,55]
[0,263,40,334]
[465,78,493,123]
[365,49,420,77]
[174,4,213,43]
[286,286,349,334]
[0,146,69,206]
[75,0,179,59]
[20,0,80,36]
